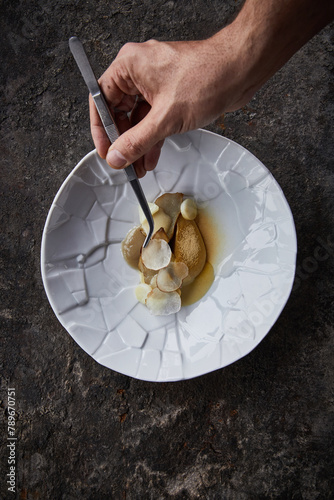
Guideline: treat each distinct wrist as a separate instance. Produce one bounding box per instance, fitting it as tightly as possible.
[205,20,260,111]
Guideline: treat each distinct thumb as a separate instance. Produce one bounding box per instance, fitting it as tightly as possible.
[105,108,166,169]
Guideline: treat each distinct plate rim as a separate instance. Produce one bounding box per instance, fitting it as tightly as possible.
[40,129,297,381]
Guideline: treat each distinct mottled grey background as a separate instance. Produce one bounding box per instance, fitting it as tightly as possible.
[1,0,334,499]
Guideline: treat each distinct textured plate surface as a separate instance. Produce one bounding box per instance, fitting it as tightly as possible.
[41,129,297,381]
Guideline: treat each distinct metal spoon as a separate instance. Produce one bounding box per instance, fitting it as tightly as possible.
[69,36,154,247]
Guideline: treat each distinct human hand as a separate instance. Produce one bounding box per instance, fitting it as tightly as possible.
[89,30,252,177]
[90,0,334,178]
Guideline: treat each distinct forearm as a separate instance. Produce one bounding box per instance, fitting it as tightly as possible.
[211,0,334,109]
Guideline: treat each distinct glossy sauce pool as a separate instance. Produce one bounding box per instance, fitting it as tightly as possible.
[181,206,223,306]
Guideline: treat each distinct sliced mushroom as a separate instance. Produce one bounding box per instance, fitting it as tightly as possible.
[139,202,159,224]
[135,283,152,304]
[146,288,181,316]
[121,226,146,269]
[141,208,172,239]
[138,229,169,283]
[157,261,189,292]
[155,192,183,240]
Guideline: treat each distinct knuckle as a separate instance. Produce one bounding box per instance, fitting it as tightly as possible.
[144,38,158,47]
[119,41,137,56]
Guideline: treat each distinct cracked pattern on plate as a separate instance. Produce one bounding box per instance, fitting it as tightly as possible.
[41,129,297,381]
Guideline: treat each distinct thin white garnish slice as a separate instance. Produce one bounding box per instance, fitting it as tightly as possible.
[150,274,158,288]
[135,283,152,304]
[146,288,181,316]
[141,239,172,270]
[157,261,189,292]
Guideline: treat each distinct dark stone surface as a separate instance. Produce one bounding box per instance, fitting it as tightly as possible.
[1,0,334,498]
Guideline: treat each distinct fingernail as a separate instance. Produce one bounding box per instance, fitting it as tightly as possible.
[106,149,127,168]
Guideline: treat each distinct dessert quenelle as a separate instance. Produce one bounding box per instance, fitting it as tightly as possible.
[121,193,215,315]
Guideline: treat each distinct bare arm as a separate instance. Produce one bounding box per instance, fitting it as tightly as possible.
[90,0,334,177]
[226,0,334,105]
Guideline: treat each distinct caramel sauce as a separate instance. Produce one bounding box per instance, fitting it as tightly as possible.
[181,261,215,306]
[196,206,223,267]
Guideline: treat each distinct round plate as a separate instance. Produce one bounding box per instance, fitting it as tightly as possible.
[41,129,297,381]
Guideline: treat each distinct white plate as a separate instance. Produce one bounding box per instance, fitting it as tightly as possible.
[41,129,297,381]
